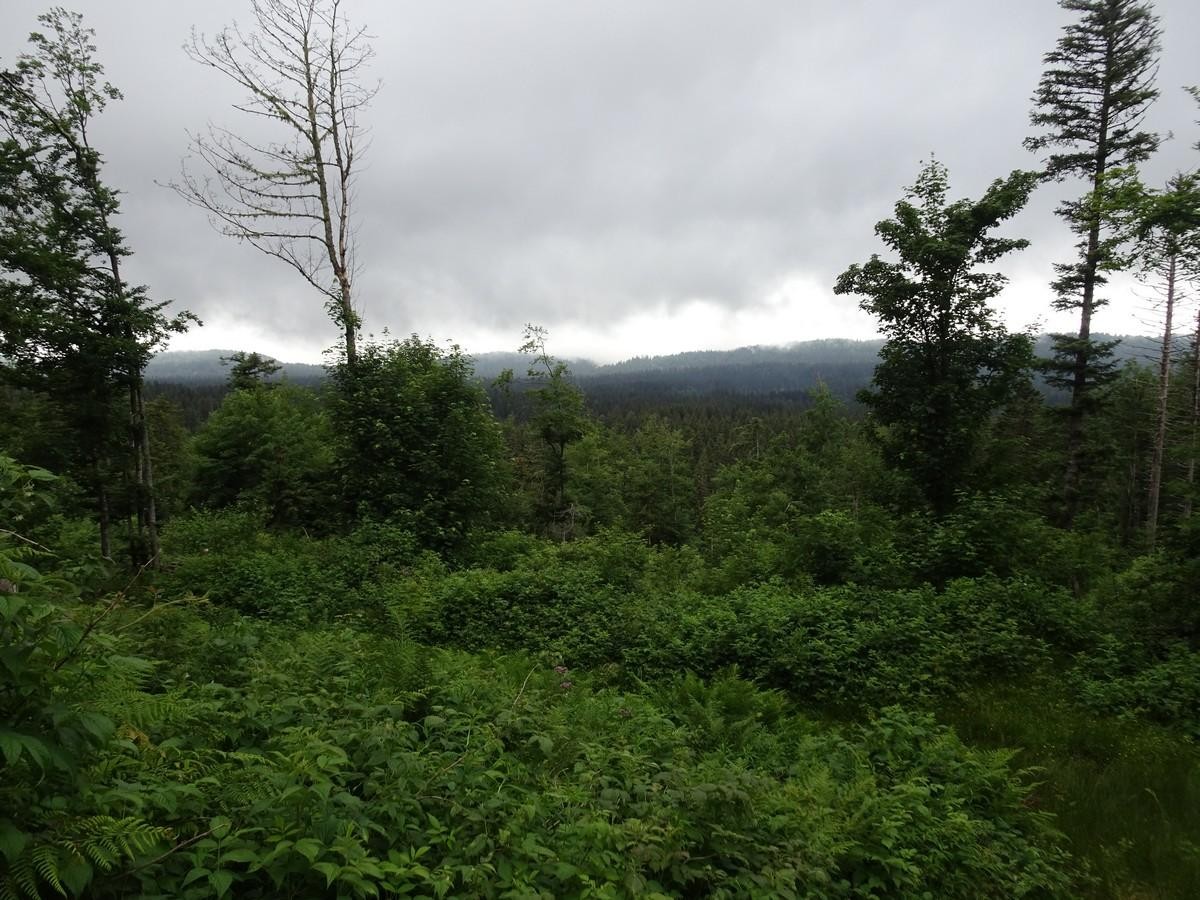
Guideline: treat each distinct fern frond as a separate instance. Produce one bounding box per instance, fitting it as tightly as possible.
[62,816,171,871]
[3,851,49,900]
[30,847,63,896]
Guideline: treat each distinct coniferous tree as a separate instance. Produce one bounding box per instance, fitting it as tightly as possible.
[1179,87,1200,519]
[1026,0,1161,522]
[221,351,283,391]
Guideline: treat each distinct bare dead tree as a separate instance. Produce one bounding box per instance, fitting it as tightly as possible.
[172,0,375,363]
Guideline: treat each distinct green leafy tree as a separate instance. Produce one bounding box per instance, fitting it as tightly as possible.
[561,417,695,544]
[514,325,588,537]
[329,336,509,547]
[835,160,1037,515]
[192,384,333,527]
[1134,173,1200,546]
[1026,0,1161,521]
[0,9,194,561]
[562,425,630,533]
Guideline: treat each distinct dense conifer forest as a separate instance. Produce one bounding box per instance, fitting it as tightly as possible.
[2,1,1200,898]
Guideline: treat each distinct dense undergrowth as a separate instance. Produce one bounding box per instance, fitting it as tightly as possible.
[4,450,1199,898]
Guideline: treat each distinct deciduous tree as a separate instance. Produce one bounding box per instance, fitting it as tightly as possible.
[329,337,510,547]
[0,9,193,561]
[835,160,1037,515]
[1135,173,1200,546]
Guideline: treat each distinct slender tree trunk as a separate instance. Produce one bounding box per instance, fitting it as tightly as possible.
[1063,204,1107,518]
[1185,308,1200,519]
[1061,216,1101,525]
[123,464,137,562]
[73,126,162,567]
[1061,49,1113,527]
[1145,254,1176,548]
[96,462,111,559]
[301,10,358,365]
[134,381,160,562]
[340,278,357,363]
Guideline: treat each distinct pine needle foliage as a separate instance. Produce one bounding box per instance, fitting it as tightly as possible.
[1026,0,1162,519]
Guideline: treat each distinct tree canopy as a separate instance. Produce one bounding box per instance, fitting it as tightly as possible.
[835,160,1038,514]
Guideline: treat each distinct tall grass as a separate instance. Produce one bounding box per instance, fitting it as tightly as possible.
[941,681,1200,899]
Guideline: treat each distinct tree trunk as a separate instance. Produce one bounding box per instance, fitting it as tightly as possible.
[134,380,160,563]
[76,128,162,568]
[1061,200,1105,526]
[96,465,111,559]
[1061,39,1113,527]
[1185,307,1200,519]
[340,277,357,364]
[1145,254,1176,548]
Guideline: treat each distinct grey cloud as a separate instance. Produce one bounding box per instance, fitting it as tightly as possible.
[3,0,1198,356]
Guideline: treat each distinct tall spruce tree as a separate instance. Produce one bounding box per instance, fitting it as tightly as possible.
[1026,0,1161,523]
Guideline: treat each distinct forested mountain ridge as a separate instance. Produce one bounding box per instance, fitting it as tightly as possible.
[151,334,1157,385]
[148,335,1164,428]
[145,350,327,384]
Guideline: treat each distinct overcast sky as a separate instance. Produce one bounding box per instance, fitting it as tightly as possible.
[4,1,1199,362]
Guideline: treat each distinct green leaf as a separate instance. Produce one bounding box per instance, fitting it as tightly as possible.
[552,861,579,880]
[0,730,51,771]
[293,838,322,863]
[76,712,115,742]
[209,869,234,897]
[0,730,24,767]
[313,861,341,886]
[182,867,210,886]
[0,595,28,623]
[219,848,259,864]
[59,853,93,896]
[209,816,232,839]
[0,820,28,865]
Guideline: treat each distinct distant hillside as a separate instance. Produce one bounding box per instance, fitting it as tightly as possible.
[145,350,325,384]
[469,352,600,380]
[603,339,884,374]
[147,340,885,385]
[148,335,1163,400]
